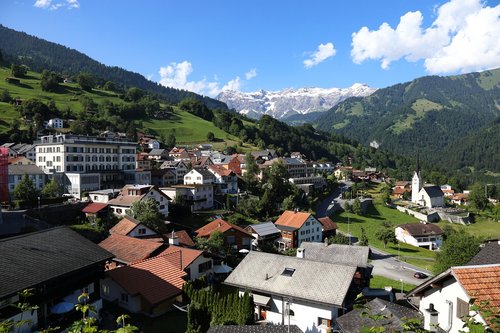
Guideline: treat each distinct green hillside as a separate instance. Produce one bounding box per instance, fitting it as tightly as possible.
[315,68,500,173]
[0,65,248,149]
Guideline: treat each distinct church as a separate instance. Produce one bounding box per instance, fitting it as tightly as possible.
[411,160,445,208]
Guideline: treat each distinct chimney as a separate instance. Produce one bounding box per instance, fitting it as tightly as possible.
[296,248,305,259]
[425,303,439,332]
[169,230,179,246]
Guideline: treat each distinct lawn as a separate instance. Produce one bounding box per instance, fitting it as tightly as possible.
[331,203,436,271]
[436,214,500,239]
[370,275,416,294]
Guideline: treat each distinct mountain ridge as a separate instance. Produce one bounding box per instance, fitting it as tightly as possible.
[217,83,376,119]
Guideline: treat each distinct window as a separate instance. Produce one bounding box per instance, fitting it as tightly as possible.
[120,293,129,303]
[227,236,236,244]
[116,208,122,214]
[198,261,212,273]
[281,268,295,277]
[318,318,330,328]
[137,228,146,235]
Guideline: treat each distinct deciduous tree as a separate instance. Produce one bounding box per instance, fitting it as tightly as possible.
[127,198,165,232]
[434,230,480,274]
[375,228,397,248]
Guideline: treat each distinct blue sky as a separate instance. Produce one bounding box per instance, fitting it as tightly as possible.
[1,0,499,96]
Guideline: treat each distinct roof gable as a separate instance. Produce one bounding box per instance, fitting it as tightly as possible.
[317,217,337,231]
[398,223,443,236]
[161,245,205,269]
[196,219,252,238]
[299,242,369,267]
[109,216,142,236]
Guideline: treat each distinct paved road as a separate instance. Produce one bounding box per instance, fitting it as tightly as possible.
[316,181,352,217]
[369,247,433,285]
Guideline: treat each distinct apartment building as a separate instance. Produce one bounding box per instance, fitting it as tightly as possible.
[35,134,136,174]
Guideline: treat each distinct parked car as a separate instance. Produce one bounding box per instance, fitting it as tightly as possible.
[414,272,428,279]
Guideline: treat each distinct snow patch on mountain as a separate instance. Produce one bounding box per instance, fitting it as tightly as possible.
[216,83,377,119]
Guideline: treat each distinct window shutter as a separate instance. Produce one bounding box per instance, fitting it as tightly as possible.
[456,298,469,319]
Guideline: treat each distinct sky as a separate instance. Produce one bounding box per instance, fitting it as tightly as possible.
[0,0,499,97]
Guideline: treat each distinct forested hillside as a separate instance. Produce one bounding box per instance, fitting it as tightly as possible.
[0,25,227,110]
[315,68,500,173]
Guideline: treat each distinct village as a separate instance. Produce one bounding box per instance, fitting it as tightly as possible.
[0,130,498,333]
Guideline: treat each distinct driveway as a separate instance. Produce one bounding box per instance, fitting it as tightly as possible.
[316,181,352,217]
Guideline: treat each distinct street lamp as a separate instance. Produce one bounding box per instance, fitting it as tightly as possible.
[37,196,40,210]
[400,278,404,293]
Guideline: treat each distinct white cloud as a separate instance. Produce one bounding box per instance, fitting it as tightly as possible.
[303,42,336,69]
[351,0,500,74]
[158,61,242,96]
[245,68,257,80]
[33,0,80,10]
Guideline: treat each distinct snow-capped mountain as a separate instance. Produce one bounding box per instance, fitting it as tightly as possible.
[216,83,377,120]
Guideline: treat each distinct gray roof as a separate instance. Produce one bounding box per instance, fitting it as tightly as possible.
[208,326,302,333]
[224,251,356,307]
[0,227,113,298]
[148,148,167,156]
[8,164,45,175]
[160,160,184,168]
[336,298,421,333]
[247,222,281,237]
[283,158,305,165]
[422,186,444,198]
[299,242,370,268]
[467,241,500,265]
[89,189,120,195]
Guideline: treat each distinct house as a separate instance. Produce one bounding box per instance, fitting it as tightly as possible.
[82,202,109,222]
[124,169,151,185]
[98,233,166,267]
[109,216,160,239]
[151,168,177,187]
[395,223,443,250]
[311,162,334,175]
[8,163,47,193]
[288,176,327,191]
[281,158,308,178]
[8,156,34,165]
[245,222,281,249]
[161,245,214,281]
[88,188,120,203]
[164,230,196,248]
[161,184,214,211]
[407,264,500,332]
[160,160,188,183]
[251,150,276,162]
[441,184,455,197]
[0,227,113,332]
[317,216,337,240]
[168,147,190,160]
[47,118,64,128]
[336,298,421,333]
[451,193,469,206]
[274,210,323,250]
[297,242,372,292]
[100,252,186,317]
[224,251,358,333]
[107,184,170,217]
[10,143,36,162]
[227,154,245,175]
[191,156,213,168]
[184,168,215,185]
[135,152,152,170]
[147,139,161,150]
[195,218,253,251]
[208,164,238,194]
[147,149,169,161]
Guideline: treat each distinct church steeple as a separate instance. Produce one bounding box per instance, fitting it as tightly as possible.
[416,152,420,175]
[412,152,423,203]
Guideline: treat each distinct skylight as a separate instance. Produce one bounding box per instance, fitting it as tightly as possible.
[281,267,296,277]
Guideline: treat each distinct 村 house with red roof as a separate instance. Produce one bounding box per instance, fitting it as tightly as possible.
[101,252,187,317]
[408,263,500,332]
[109,216,161,239]
[161,245,213,281]
[274,210,323,250]
[195,218,253,251]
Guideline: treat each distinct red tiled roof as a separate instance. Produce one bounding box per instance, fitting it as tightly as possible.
[208,164,235,177]
[164,230,195,247]
[393,187,411,195]
[109,216,140,236]
[82,203,108,214]
[275,210,312,229]
[317,217,337,231]
[106,254,186,306]
[99,234,164,264]
[453,265,500,329]
[195,219,252,238]
[160,245,204,269]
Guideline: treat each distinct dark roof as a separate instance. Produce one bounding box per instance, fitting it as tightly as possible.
[208,325,303,333]
[397,223,443,237]
[467,241,500,266]
[0,227,113,298]
[246,222,281,237]
[317,217,337,231]
[336,298,421,333]
[422,185,444,198]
